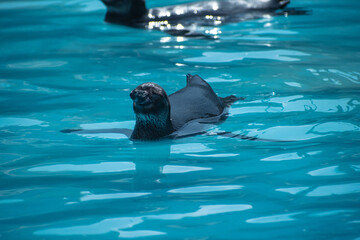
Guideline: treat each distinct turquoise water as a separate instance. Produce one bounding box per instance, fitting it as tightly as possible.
[1,0,360,239]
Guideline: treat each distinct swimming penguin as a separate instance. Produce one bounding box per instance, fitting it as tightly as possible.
[100,0,291,38]
[61,74,246,140]
[61,74,294,142]
[130,74,241,140]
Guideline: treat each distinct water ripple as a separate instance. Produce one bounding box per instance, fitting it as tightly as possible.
[352,165,360,172]
[307,68,360,84]
[312,122,360,134]
[241,121,360,141]
[170,143,213,154]
[28,162,135,173]
[276,187,310,195]
[35,217,144,236]
[7,60,67,69]
[306,183,360,197]
[251,29,298,35]
[0,117,47,128]
[80,121,135,130]
[162,165,211,174]
[35,204,252,236]
[310,210,355,217]
[117,230,166,238]
[184,49,310,63]
[0,1,59,9]
[231,97,360,115]
[79,133,129,140]
[79,191,151,202]
[261,152,303,161]
[241,124,324,141]
[148,204,253,220]
[308,166,346,177]
[1,0,360,238]
[0,199,24,204]
[246,212,304,224]
[186,153,239,158]
[168,185,243,194]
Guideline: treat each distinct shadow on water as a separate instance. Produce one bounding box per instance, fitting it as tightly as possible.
[130,141,170,191]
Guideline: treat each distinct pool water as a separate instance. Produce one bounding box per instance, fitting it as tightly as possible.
[1,0,360,239]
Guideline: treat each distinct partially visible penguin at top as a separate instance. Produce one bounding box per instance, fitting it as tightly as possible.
[100,0,291,38]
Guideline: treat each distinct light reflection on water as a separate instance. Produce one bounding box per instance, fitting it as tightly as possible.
[28,162,136,173]
[246,212,304,224]
[306,183,360,197]
[184,49,310,63]
[34,204,253,236]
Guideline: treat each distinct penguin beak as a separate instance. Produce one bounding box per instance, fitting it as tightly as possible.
[130,89,152,106]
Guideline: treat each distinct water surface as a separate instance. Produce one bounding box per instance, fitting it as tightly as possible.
[1,0,360,239]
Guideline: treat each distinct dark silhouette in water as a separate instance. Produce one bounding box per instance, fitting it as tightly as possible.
[62,74,241,140]
[100,0,292,38]
[62,74,293,142]
[130,74,240,140]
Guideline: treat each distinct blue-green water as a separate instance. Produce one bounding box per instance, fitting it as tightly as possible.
[1,0,360,239]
